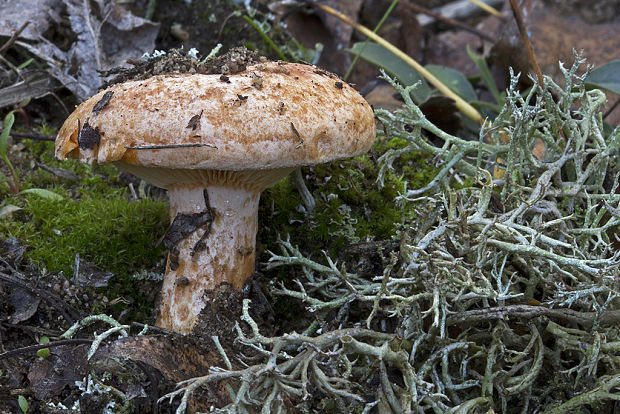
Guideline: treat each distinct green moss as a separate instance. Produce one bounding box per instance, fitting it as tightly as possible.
[1,192,167,275]
[0,141,168,316]
[259,137,438,258]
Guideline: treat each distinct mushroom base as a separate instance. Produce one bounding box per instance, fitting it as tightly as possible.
[157,184,260,333]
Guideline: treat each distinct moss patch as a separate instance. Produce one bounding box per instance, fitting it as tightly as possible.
[1,140,169,317]
[259,137,438,258]
[1,192,167,275]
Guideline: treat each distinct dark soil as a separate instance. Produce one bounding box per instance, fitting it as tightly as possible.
[102,47,266,87]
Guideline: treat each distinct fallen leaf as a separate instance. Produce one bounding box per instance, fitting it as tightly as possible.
[28,344,90,401]
[9,287,41,324]
[0,71,60,108]
[1,0,159,100]
[530,1,620,82]
[73,257,114,288]
[0,237,27,265]
[363,82,403,112]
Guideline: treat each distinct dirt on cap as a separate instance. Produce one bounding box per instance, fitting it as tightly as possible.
[101,47,267,88]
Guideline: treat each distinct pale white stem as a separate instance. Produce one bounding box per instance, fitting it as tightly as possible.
[157,184,260,333]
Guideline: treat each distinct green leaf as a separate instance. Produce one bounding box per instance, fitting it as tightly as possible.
[466,45,502,105]
[18,395,28,413]
[36,347,50,358]
[425,65,478,102]
[347,42,431,103]
[0,112,15,159]
[585,60,620,94]
[20,188,64,201]
[37,336,51,358]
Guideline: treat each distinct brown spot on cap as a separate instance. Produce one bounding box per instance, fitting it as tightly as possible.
[186,110,203,131]
[78,120,101,149]
[92,91,114,114]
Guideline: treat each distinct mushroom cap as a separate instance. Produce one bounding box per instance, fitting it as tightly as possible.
[55,61,376,173]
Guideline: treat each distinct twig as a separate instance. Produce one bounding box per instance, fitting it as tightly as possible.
[10,131,55,141]
[0,338,92,361]
[508,0,544,87]
[0,22,29,56]
[390,0,495,42]
[446,305,620,328]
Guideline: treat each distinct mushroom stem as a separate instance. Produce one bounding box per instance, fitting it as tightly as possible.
[157,184,260,333]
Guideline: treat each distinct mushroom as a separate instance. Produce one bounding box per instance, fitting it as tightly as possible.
[55,60,376,334]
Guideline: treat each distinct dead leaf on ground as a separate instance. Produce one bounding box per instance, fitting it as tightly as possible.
[283,0,363,74]
[425,0,620,91]
[0,0,159,100]
[9,288,41,324]
[0,71,60,108]
[28,344,90,401]
[363,82,403,112]
[317,0,363,52]
[0,237,27,266]
[72,256,114,288]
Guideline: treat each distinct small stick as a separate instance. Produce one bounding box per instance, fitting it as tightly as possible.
[446,304,620,328]
[125,143,217,150]
[10,131,55,142]
[0,338,93,361]
[508,0,544,87]
[0,22,29,56]
[387,0,495,42]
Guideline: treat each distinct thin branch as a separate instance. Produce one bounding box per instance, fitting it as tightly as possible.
[0,338,92,361]
[0,22,29,56]
[446,305,620,328]
[508,0,544,87]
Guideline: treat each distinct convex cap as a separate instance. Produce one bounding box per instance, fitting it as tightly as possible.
[55,61,376,176]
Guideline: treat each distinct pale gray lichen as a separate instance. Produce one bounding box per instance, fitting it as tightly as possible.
[208,54,617,413]
[123,54,620,413]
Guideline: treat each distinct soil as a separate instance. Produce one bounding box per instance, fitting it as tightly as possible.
[0,243,270,412]
[101,47,266,87]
